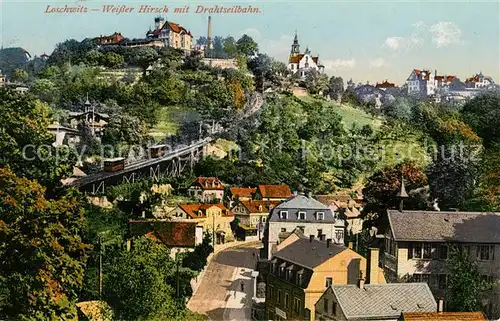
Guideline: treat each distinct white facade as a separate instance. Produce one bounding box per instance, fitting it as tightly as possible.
[407,69,437,96]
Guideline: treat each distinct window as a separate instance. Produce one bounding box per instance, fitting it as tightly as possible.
[438,244,448,259]
[297,226,305,233]
[477,245,495,261]
[285,293,289,309]
[277,289,282,305]
[294,298,301,314]
[297,273,303,286]
[323,299,329,312]
[316,212,325,220]
[438,274,447,289]
[268,285,274,300]
[325,277,333,288]
[423,243,432,259]
[335,230,344,243]
[281,228,287,233]
[317,229,323,239]
[413,243,422,258]
[280,211,288,219]
[332,302,337,315]
[298,211,306,220]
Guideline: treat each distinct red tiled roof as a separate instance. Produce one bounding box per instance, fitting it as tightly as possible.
[413,69,431,80]
[230,187,257,198]
[402,312,487,321]
[240,200,281,213]
[466,75,481,83]
[289,54,304,64]
[192,177,225,190]
[375,80,395,88]
[129,220,197,247]
[178,203,234,219]
[258,185,293,199]
[289,54,319,64]
[435,75,456,82]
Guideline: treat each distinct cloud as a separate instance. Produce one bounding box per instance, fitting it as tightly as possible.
[322,58,357,69]
[241,28,262,42]
[259,34,294,60]
[383,34,423,52]
[429,21,464,47]
[369,58,387,68]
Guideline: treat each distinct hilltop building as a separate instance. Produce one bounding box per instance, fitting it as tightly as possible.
[465,72,496,89]
[146,16,192,52]
[94,32,124,46]
[287,31,324,80]
[187,177,225,203]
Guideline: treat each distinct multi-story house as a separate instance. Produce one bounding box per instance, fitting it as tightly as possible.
[231,200,281,241]
[401,312,487,321]
[382,209,500,319]
[94,32,124,46]
[316,194,364,235]
[265,236,386,321]
[287,31,325,80]
[187,177,225,203]
[146,16,192,52]
[169,203,234,244]
[315,282,437,321]
[406,69,437,97]
[255,184,293,201]
[227,187,257,208]
[465,72,496,89]
[262,194,345,260]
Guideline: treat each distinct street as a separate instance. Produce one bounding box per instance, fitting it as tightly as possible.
[187,242,260,320]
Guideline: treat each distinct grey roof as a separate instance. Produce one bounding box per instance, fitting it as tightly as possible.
[388,210,500,243]
[269,195,343,225]
[330,283,437,320]
[272,238,346,269]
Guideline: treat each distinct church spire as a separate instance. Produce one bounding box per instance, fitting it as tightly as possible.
[290,30,300,57]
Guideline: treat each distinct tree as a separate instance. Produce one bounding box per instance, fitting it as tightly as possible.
[31,78,60,105]
[0,88,74,192]
[182,233,214,271]
[327,76,344,100]
[236,34,258,57]
[304,69,328,95]
[83,50,104,66]
[128,47,159,71]
[0,167,91,320]
[223,36,238,58]
[461,90,500,148]
[102,52,125,69]
[383,96,413,121]
[362,161,428,224]
[11,68,29,83]
[0,47,31,76]
[103,237,184,321]
[101,114,148,151]
[446,246,491,312]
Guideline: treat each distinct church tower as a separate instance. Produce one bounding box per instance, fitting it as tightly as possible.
[290,30,300,57]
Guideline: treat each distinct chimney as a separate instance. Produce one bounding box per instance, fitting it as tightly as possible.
[368,247,380,285]
[326,239,332,248]
[437,298,444,312]
[348,242,353,249]
[309,235,314,242]
[207,16,213,50]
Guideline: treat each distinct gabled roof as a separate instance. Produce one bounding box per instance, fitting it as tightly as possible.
[330,283,436,319]
[151,20,192,37]
[375,80,396,88]
[272,238,346,269]
[229,187,256,198]
[289,54,319,64]
[401,312,487,321]
[178,203,233,219]
[129,219,197,247]
[258,184,293,199]
[409,69,431,81]
[387,210,500,243]
[239,200,281,213]
[191,177,225,190]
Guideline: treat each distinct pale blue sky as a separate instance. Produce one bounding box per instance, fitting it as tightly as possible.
[1,0,499,84]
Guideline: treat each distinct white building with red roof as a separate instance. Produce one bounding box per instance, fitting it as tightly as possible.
[406,69,438,97]
[146,16,192,51]
[287,31,324,80]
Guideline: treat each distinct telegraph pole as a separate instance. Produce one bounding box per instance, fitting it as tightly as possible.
[176,258,180,298]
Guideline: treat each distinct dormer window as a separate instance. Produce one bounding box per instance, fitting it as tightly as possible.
[316,212,324,220]
[298,211,306,220]
[280,211,288,219]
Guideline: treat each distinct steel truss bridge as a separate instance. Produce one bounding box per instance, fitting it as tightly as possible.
[68,92,264,194]
[69,138,211,194]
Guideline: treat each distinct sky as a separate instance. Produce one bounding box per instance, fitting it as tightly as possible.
[1,0,499,84]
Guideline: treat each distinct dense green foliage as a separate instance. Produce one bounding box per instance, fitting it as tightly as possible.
[0,167,90,320]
